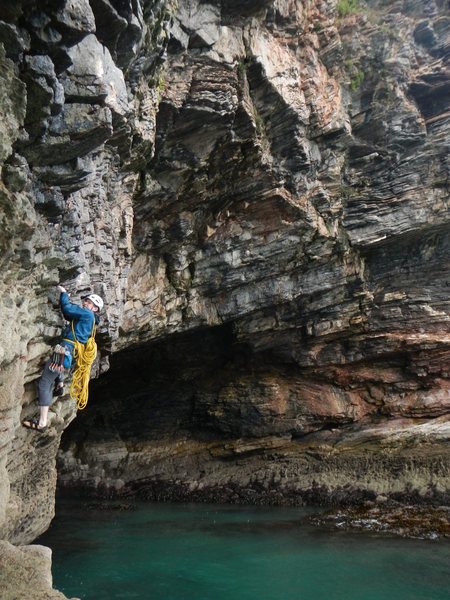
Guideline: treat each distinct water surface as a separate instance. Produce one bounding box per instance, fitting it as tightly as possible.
[39,500,450,600]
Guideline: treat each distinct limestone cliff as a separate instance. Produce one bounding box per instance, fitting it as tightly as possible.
[59,0,450,507]
[0,0,449,594]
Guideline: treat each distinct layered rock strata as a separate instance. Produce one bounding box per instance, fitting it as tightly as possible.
[58,327,450,505]
[59,0,450,504]
[0,1,449,594]
[0,0,168,543]
[0,0,169,589]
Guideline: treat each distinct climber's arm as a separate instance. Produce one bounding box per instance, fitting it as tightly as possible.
[59,290,85,321]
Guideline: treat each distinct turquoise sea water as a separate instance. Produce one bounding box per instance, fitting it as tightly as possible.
[39,500,450,600]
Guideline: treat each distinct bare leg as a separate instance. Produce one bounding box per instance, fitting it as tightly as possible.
[39,405,50,429]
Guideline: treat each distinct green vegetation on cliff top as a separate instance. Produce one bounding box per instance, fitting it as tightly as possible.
[338,0,360,17]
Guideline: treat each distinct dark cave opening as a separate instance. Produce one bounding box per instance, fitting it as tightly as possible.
[60,322,252,450]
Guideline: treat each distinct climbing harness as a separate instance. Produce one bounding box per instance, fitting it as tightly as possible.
[49,344,68,373]
[69,320,97,411]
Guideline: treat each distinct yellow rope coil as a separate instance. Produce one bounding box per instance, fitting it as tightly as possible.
[69,334,97,410]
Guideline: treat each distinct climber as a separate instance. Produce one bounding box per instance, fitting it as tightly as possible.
[22,285,103,433]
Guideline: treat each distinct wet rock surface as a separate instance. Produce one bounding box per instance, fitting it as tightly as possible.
[311,503,450,540]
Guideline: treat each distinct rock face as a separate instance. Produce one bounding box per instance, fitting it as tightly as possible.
[0,0,450,593]
[0,541,76,600]
[58,0,450,505]
[0,0,168,537]
[0,0,167,595]
[58,329,450,506]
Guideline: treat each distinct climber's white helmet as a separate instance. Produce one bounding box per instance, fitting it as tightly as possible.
[85,293,104,311]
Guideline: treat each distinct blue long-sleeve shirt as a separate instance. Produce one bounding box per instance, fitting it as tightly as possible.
[59,292,98,368]
[60,292,97,343]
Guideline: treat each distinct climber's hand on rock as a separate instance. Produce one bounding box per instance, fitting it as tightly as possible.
[57,285,67,293]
